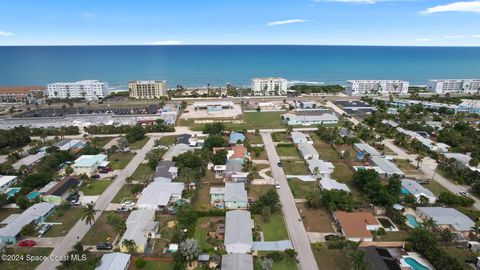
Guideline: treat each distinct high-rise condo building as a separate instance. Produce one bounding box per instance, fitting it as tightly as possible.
[47,80,109,100]
[128,80,167,99]
[427,79,480,94]
[251,77,288,96]
[346,80,409,96]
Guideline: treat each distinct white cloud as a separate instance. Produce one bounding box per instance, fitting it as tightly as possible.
[415,38,431,42]
[421,1,480,14]
[472,35,480,38]
[0,31,14,36]
[444,35,465,39]
[267,19,309,26]
[149,40,182,45]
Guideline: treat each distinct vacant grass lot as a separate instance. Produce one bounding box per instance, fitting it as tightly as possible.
[83,211,126,245]
[108,152,135,170]
[248,185,275,200]
[297,203,334,233]
[130,163,154,182]
[424,180,450,196]
[44,207,84,237]
[129,137,149,150]
[312,247,349,270]
[2,248,53,270]
[272,132,289,142]
[246,133,263,144]
[155,135,177,146]
[81,179,113,196]
[282,160,309,175]
[254,213,289,241]
[243,111,285,130]
[131,261,173,270]
[254,257,298,270]
[111,184,140,203]
[288,178,317,199]
[275,144,299,157]
[332,162,353,182]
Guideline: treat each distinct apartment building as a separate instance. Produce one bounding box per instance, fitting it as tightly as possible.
[346,80,409,96]
[251,77,288,96]
[427,79,480,94]
[128,80,167,99]
[47,80,109,100]
[0,86,45,103]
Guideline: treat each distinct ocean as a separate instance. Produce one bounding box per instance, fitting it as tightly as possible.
[0,45,479,88]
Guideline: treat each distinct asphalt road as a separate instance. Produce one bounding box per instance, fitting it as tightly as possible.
[36,137,156,270]
[261,132,319,270]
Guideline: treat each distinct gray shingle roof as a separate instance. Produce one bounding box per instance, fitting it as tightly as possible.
[354,143,382,157]
[370,156,404,176]
[224,210,253,248]
[417,207,475,231]
[225,183,247,202]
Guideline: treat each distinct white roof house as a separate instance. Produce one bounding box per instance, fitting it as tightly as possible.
[12,152,46,170]
[290,132,312,144]
[72,154,108,176]
[282,113,339,126]
[370,156,405,177]
[221,253,253,270]
[0,175,18,193]
[320,178,351,193]
[354,143,382,157]
[96,252,131,270]
[163,144,192,161]
[298,143,319,160]
[401,179,437,203]
[225,183,248,208]
[120,209,158,253]
[225,210,254,254]
[307,159,334,180]
[416,207,475,232]
[136,182,184,210]
[415,137,450,153]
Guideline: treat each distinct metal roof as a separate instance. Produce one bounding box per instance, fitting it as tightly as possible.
[0,202,55,238]
[137,182,184,209]
[298,143,318,158]
[417,207,475,232]
[221,253,253,270]
[73,154,107,168]
[225,183,247,202]
[95,252,131,270]
[370,157,404,176]
[354,143,382,157]
[120,209,158,249]
[401,179,435,198]
[224,210,254,248]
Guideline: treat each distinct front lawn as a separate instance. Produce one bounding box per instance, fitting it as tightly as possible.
[111,184,141,203]
[155,135,177,147]
[129,137,149,150]
[254,213,289,241]
[108,152,135,170]
[81,179,113,196]
[130,163,154,182]
[130,260,173,270]
[282,160,309,175]
[2,247,53,270]
[44,207,84,237]
[287,178,317,199]
[82,211,126,245]
[275,144,299,157]
[254,256,298,270]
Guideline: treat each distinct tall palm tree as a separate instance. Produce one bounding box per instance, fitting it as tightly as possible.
[422,218,437,232]
[416,153,425,169]
[122,239,137,253]
[81,202,99,226]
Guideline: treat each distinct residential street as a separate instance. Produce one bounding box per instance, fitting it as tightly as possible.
[36,137,156,270]
[261,133,319,270]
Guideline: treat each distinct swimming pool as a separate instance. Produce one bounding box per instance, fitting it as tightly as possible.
[6,187,21,198]
[27,191,40,200]
[405,214,421,228]
[401,187,409,195]
[404,257,430,270]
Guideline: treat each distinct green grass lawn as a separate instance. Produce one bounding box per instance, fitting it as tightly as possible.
[44,207,83,237]
[254,213,289,241]
[130,163,154,182]
[108,152,135,170]
[243,111,285,130]
[246,133,263,144]
[312,246,349,270]
[424,180,450,196]
[130,260,173,270]
[92,136,116,148]
[288,178,317,199]
[155,135,177,146]
[275,145,299,157]
[2,248,53,270]
[272,132,289,142]
[81,179,113,196]
[248,185,275,200]
[282,160,309,175]
[82,211,125,245]
[332,162,353,182]
[254,257,298,270]
[129,137,149,150]
[380,230,411,241]
[315,145,340,161]
[111,184,140,203]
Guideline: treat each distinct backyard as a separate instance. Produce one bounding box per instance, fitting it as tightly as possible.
[312,246,350,270]
[253,213,289,241]
[194,217,225,252]
[108,152,135,170]
[81,179,113,196]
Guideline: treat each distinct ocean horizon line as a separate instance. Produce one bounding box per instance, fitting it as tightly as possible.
[1,44,480,48]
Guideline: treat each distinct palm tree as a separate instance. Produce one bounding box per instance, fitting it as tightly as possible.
[81,202,99,226]
[415,153,425,169]
[350,249,369,270]
[422,218,437,232]
[122,239,137,253]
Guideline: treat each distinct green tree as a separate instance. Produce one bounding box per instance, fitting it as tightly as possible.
[349,249,369,270]
[179,238,199,267]
[81,202,99,226]
[122,239,137,253]
[202,122,225,135]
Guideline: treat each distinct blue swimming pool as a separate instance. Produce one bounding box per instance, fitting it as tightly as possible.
[402,187,409,195]
[405,214,421,228]
[6,187,21,198]
[404,257,429,270]
[27,191,40,200]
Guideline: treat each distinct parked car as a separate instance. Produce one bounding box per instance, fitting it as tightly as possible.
[96,242,113,250]
[18,240,36,247]
[38,224,52,235]
[459,192,471,198]
[115,206,128,212]
[325,234,342,241]
[123,201,135,207]
[277,162,283,167]
[275,182,280,189]
[70,199,81,206]
[99,169,110,174]
[91,174,100,179]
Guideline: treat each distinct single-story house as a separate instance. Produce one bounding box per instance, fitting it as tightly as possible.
[282,113,339,126]
[120,209,158,253]
[354,143,382,157]
[154,160,178,182]
[225,183,248,209]
[163,144,193,161]
[416,207,475,237]
[224,160,248,183]
[369,156,405,177]
[333,211,382,242]
[225,210,254,254]
[229,132,245,145]
[319,178,351,193]
[401,179,436,203]
[307,159,334,180]
[95,252,131,270]
[0,202,55,244]
[415,137,450,153]
[227,145,249,161]
[55,139,85,152]
[12,152,46,171]
[221,253,253,270]
[298,143,319,160]
[291,132,313,144]
[136,182,184,210]
[42,176,81,205]
[363,246,402,270]
[72,154,108,176]
[0,175,18,193]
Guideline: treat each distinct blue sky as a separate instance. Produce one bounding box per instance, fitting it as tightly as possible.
[0,0,479,46]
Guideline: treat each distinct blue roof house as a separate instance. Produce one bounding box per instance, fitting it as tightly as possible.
[229,132,245,145]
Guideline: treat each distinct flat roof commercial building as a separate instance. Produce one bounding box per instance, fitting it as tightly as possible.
[47,80,109,100]
[128,80,167,99]
[0,86,45,103]
[346,80,409,96]
[251,77,288,96]
[225,210,254,254]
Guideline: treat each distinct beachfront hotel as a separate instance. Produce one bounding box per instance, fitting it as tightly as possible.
[346,80,409,96]
[128,80,167,99]
[251,77,288,96]
[47,80,109,100]
[427,79,480,94]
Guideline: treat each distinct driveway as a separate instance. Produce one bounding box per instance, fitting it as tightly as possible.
[24,237,63,248]
[261,132,319,270]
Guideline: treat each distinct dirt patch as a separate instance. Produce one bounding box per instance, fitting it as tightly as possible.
[297,203,335,233]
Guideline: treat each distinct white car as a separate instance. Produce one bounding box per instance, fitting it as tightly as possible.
[123,201,135,207]
[275,182,280,189]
